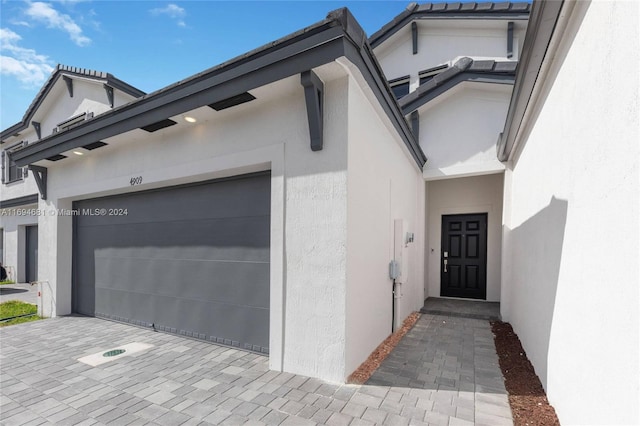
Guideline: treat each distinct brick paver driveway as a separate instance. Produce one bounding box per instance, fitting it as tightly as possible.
[0,314,511,425]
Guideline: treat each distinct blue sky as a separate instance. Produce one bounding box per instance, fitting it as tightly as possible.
[0,1,445,129]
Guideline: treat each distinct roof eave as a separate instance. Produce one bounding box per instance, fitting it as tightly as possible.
[497,0,564,162]
[399,57,517,115]
[370,2,531,49]
[11,8,426,168]
[0,65,145,143]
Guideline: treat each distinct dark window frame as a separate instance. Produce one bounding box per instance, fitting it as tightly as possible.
[3,141,25,184]
[388,75,410,100]
[419,64,449,85]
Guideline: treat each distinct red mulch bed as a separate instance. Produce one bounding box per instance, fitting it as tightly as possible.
[347,312,421,384]
[491,321,561,426]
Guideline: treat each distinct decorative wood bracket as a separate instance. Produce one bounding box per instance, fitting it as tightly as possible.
[300,70,324,152]
[29,165,47,200]
[507,22,514,58]
[63,75,73,97]
[104,84,114,108]
[412,22,418,55]
[410,111,420,140]
[32,122,41,140]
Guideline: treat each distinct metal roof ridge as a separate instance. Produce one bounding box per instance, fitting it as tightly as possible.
[370,2,531,48]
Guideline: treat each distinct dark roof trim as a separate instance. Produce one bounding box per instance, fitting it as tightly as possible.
[370,2,531,48]
[0,194,38,209]
[1,65,145,143]
[399,57,517,114]
[497,0,564,161]
[389,74,411,85]
[12,8,425,168]
[330,7,425,165]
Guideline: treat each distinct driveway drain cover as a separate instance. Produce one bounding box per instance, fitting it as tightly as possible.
[78,342,153,367]
[103,349,126,357]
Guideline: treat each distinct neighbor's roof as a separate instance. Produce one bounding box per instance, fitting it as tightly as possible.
[11,8,426,168]
[370,2,531,48]
[1,65,145,143]
[399,57,517,114]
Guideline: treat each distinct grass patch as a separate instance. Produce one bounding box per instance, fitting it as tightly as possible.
[0,300,41,327]
[0,280,16,285]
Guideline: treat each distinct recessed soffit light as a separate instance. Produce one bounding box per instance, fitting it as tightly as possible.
[184,116,197,123]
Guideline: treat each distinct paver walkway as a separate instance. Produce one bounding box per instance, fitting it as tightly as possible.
[0,314,511,425]
[367,314,512,425]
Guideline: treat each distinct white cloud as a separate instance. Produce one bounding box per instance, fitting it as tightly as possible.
[10,20,32,28]
[150,4,186,27]
[25,2,91,46]
[0,28,54,86]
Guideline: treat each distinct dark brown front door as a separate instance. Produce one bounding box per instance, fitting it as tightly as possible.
[441,213,487,299]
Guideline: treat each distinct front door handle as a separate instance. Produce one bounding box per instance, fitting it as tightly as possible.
[444,259,448,273]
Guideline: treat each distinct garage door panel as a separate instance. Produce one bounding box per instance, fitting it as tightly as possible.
[79,217,270,262]
[74,172,270,353]
[94,289,269,350]
[77,177,270,227]
[95,257,269,307]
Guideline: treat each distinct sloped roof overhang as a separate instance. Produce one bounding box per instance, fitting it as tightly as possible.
[370,2,531,49]
[12,8,426,168]
[0,65,145,142]
[399,57,517,115]
[497,0,564,162]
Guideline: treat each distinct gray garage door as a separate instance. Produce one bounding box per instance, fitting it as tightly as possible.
[73,172,270,353]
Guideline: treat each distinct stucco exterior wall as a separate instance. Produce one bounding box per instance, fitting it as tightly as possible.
[33,67,352,382]
[426,173,503,301]
[37,78,134,140]
[344,73,425,378]
[501,2,639,424]
[419,83,511,180]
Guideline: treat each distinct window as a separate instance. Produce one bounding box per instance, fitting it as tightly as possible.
[388,75,410,100]
[419,64,448,85]
[2,142,25,184]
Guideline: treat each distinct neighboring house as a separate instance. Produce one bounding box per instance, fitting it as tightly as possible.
[1,65,145,283]
[0,2,637,425]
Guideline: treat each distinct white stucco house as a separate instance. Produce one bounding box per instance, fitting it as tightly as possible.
[1,2,638,425]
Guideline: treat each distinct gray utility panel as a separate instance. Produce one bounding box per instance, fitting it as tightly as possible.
[73,172,271,353]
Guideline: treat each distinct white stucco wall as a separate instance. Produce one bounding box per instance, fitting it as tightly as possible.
[426,173,503,301]
[375,20,526,82]
[344,73,425,378]
[418,83,511,180]
[37,78,121,139]
[2,173,39,201]
[501,2,639,425]
[33,64,354,382]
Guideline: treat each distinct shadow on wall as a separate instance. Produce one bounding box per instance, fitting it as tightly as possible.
[504,196,568,387]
